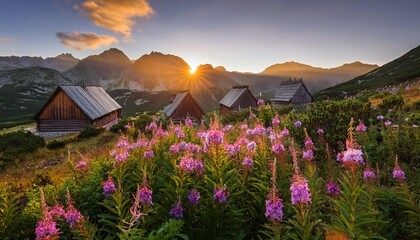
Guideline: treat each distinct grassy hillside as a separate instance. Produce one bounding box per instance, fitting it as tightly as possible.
[316,45,420,99]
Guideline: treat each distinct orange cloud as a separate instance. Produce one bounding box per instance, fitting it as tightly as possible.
[56,32,118,50]
[75,0,154,39]
[0,37,17,43]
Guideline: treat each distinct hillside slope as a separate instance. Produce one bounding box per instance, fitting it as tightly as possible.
[317,45,420,98]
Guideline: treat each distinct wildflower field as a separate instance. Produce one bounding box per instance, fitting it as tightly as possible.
[0,97,419,240]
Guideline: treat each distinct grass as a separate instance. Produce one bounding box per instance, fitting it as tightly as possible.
[0,131,118,188]
[0,122,36,135]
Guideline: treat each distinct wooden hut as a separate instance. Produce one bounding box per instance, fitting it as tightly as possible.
[219,85,257,114]
[270,80,314,106]
[163,91,204,123]
[35,86,122,132]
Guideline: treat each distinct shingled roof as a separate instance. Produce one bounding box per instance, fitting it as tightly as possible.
[35,85,121,120]
[219,86,249,108]
[163,91,189,116]
[270,81,313,102]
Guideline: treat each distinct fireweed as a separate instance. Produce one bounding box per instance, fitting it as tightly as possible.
[102,176,117,197]
[214,185,230,204]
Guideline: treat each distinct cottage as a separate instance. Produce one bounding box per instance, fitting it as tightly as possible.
[163,91,204,123]
[270,80,314,106]
[219,85,257,114]
[35,86,122,132]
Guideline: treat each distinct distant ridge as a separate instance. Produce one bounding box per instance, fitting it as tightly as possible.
[316,44,420,98]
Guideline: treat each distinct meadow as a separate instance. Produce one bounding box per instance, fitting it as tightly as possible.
[0,91,419,240]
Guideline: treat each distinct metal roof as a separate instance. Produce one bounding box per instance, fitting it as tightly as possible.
[270,82,303,102]
[163,91,189,116]
[59,86,121,120]
[219,87,247,107]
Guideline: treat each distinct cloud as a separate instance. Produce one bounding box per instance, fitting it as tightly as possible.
[56,32,118,50]
[0,37,17,43]
[75,0,154,39]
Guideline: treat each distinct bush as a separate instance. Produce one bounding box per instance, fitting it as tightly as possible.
[46,140,66,150]
[0,130,45,166]
[77,126,104,140]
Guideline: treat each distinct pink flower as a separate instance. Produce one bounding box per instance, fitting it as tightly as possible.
[290,174,312,205]
[214,185,230,203]
[281,127,290,136]
[178,157,204,175]
[317,128,324,135]
[242,157,254,169]
[363,168,376,179]
[102,176,116,197]
[35,218,59,240]
[185,118,193,127]
[272,115,280,125]
[384,120,392,126]
[169,200,184,219]
[257,98,265,106]
[144,149,154,158]
[138,186,153,205]
[356,121,367,132]
[206,130,224,145]
[327,181,340,196]
[271,142,285,155]
[265,192,284,222]
[188,189,201,205]
[75,160,87,169]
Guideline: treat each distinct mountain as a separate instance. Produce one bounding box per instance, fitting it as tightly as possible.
[122,52,239,111]
[0,54,79,72]
[66,48,132,88]
[259,61,378,92]
[317,45,420,98]
[0,67,72,127]
[45,53,79,72]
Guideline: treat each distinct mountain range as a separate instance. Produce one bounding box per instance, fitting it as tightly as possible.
[0,48,379,127]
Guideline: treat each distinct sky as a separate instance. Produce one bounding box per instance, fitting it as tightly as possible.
[0,0,419,73]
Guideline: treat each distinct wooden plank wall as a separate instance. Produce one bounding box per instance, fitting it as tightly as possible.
[38,119,90,132]
[170,94,203,120]
[39,90,88,120]
[230,90,257,111]
[290,85,313,103]
[93,111,119,127]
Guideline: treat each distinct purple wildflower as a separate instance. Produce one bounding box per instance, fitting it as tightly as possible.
[265,192,284,222]
[247,141,257,151]
[102,176,116,197]
[145,121,158,131]
[144,149,154,158]
[188,189,201,205]
[138,186,153,205]
[178,157,204,175]
[290,174,312,205]
[242,157,254,169]
[185,118,193,127]
[327,181,340,196]
[384,120,392,126]
[282,127,290,136]
[272,115,280,125]
[75,160,87,169]
[393,166,406,180]
[214,185,230,204]
[169,201,184,219]
[363,168,376,179]
[257,98,265,106]
[223,124,233,132]
[377,115,384,121]
[317,128,324,135]
[206,130,224,145]
[272,142,285,155]
[294,120,302,128]
[35,218,59,240]
[356,121,367,132]
[64,190,83,228]
[302,149,314,161]
[169,144,180,153]
[342,148,364,165]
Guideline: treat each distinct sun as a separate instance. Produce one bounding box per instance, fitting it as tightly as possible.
[189,66,197,75]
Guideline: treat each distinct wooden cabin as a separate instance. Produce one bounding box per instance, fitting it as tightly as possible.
[35,86,122,132]
[163,91,204,123]
[270,80,314,106]
[219,85,257,114]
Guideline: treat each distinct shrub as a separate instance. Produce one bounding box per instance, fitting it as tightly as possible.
[77,126,104,140]
[46,140,66,150]
[0,130,45,166]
